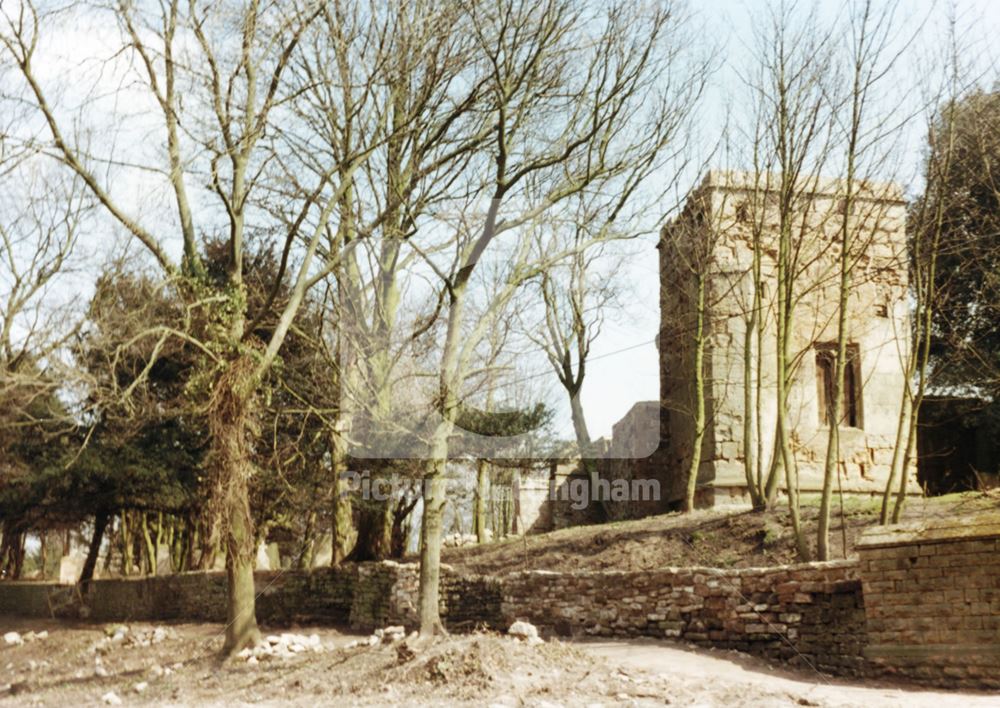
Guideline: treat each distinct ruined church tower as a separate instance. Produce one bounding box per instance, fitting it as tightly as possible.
[658,171,917,507]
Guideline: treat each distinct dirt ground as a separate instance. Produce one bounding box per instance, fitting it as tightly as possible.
[441,491,1000,574]
[1,619,997,707]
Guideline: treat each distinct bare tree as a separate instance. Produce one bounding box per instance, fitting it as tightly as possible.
[294,0,491,561]
[524,202,634,521]
[816,0,909,559]
[412,0,707,635]
[880,18,982,524]
[741,5,832,559]
[0,127,87,578]
[0,0,401,654]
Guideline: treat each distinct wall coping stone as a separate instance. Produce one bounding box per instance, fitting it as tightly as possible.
[856,510,1000,549]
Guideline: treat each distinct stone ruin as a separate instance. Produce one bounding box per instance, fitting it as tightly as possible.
[594,171,920,512]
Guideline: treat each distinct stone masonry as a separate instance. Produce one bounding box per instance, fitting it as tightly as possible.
[501,561,867,676]
[857,511,1000,688]
[658,171,918,507]
[3,518,999,690]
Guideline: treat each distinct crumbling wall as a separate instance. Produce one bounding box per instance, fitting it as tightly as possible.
[4,518,1000,690]
[600,401,671,519]
[500,561,867,676]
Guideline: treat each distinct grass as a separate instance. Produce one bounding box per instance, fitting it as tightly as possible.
[441,490,1000,575]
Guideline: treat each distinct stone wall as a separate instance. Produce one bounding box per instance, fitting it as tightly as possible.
[3,521,999,690]
[501,561,867,676]
[857,512,1000,689]
[1,560,862,675]
[658,171,917,507]
[0,567,358,626]
[600,401,672,520]
[0,562,503,633]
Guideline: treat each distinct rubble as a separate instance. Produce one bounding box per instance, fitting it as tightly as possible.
[235,633,324,663]
[94,625,175,652]
[101,690,122,705]
[2,630,47,646]
[443,532,482,548]
[507,621,543,645]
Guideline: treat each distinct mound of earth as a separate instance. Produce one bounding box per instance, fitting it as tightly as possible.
[441,490,1000,575]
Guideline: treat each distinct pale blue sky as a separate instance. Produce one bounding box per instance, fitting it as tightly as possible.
[578,0,1000,441]
[6,0,1000,446]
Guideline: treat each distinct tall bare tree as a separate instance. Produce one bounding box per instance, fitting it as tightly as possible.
[880,19,982,524]
[0,0,401,654]
[412,0,707,634]
[738,1,839,559]
[816,0,908,559]
[525,204,634,521]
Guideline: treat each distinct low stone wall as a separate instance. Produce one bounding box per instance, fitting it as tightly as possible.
[0,566,358,625]
[501,561,867,676]
[0,562,502,632]
[348,562,503,630]
[3,515,999,690]
[858,512,1000,689]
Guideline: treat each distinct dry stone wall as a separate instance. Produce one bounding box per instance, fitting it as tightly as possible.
[3,518,1000,690]
[501,561,867,676]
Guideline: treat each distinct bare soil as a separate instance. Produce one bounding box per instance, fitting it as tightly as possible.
[1,619,996,706]
[441,491,1000,575]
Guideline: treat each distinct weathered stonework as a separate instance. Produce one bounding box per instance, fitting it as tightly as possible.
[658,171,919,506]
[600,402,672,518]
[3,519,998,690]
[857,511,1000,688]
[501,561,867,676]
[0,562,503,633]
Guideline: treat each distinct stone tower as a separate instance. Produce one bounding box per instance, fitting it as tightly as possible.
[658,171,916,507]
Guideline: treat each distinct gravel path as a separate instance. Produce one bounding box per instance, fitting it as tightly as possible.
[576,637,1000,707]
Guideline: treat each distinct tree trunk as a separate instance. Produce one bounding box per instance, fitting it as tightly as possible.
[79,512,109,585]
[391,494,418,558]
[819,225,853,559]
[298,510,317,570]
[569,393,607,522]
[331,478,353,566]
[418,456,448,636]
[742,277,764,509]
[11,533,25,580]
[328,425,353,566]
[223,487,260,655]
[775,192,810,561]
[142,512,156,575]
[684,273,707,513]
[348,498,393,561]
[38,532,47,580]
[891,418,919,523]
[474,460,489,543]
[120,511,133,577]
[742,212,768,510]
[210,357,263,657]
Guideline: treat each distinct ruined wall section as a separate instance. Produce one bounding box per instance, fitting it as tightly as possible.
[659,191,718,505]
[5,519,1000,691]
